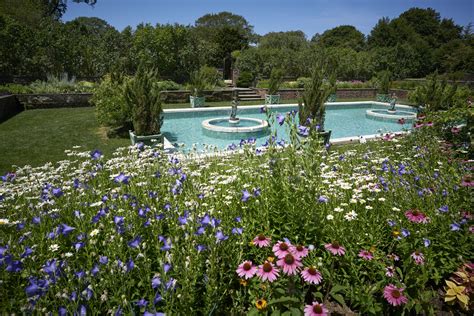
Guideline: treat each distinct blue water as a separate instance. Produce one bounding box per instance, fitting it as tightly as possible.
[161,103,413,151]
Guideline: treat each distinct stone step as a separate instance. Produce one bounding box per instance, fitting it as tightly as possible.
[238,97,264,101]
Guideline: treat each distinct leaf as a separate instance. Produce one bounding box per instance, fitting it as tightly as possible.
[271,310,281,316]
[330,284,346,294]
[395,267,403,279]
[269,296,300,305]
[290,307,302,316]
[457,294,469,305]
[314,292,324,300]
[445,280,457,288]
[247,308,260,316]
[444,295,456,302]
[330,293,346,306]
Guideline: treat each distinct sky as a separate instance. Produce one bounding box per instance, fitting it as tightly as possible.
[63,0,474,38]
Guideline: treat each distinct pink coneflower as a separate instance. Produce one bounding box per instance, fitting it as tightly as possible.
[451,126,461,134]
[273,241,291,258]
[385,266,395,277]
[324,241,346,256]
[398,118,406,125]
[383,284,408,306]
[387,253,400,261]
[405,209,429,223]
[301,267,323,284]
[236,260,257,279]
[417,114,426,120]
[256,261,279,282]
[425,121,433,127]
[383,133,394,141]
[414,122,424,129]
[461,176,474,187]
[304,302,328,316]
[276,253,302,275]
[358,249,374,260]
[253,234,271,247]
[291,244,309,259]
[410,251,425,265]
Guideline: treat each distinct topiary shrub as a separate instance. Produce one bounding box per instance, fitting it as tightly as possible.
[92,74,131,136]
[237,71,254,88]
[124,67,163,136]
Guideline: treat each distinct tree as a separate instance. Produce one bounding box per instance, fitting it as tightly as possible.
[259,31,308,51]
[194,12,254,78]
[315,25,365,51]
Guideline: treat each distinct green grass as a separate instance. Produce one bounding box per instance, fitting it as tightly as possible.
[0,97,412,173]
[0,107,129,173]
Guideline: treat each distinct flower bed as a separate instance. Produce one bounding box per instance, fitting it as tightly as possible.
[0,126,472,314]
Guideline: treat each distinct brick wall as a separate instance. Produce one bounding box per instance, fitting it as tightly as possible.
[160,89,234,104]
[254,88,378,100]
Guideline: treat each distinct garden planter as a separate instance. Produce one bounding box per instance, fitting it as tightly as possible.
[190,96,205,108]
[318,130,332,145]
[327,93,337,102]
[265,94,280,105]
[129,130,162,146]
[376,94,391,102]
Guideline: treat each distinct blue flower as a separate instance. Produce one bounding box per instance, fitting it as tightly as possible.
[438,205,449,213]
[388,220,396,227]
[253,188,261,197]
[215,231,228,243]
[159,236,171,251]
[43,259,58,275]
[114,216,124,226]
[450,222,461,231]
[234,217,241,222]
[200,214,211,226]
[21,246,33,258]
[74,242,85,251]
[126,259,134,272]
[297,125,309,137]
[154,292,163,305]
[196,244,207,252]
[276,113,285,125]
[423,238,431,247]
[59,307,67,316]
[78,305,87,316]
[91,264,100,276]
[32,217,41,225]
[114,173,130,185]
[52,187,63,198]
[90,149,102,160]
[128,236,142,249]
[75,270,85,279]
[232,227,243,235]
[194,226,205,235]
[260,106,267,113]
[152,276,161,289]
[241,190,251,202]
[59,223,75,236]
[99,256,108,265]
[135,298,148,308]
[318,196,328,203]
[401,228,410,237]
[227,143,237,150]
[163,263,172,274]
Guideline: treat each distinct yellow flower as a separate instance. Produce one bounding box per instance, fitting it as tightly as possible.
[239,279,247,287]
[255,299,267,310]
[369,245,376,253]
[0,218,9,225]
[444,280,469,308]
[267,256,274,263]
[392,230,400,238]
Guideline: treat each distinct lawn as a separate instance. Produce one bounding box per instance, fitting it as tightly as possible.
[0,107,129,173]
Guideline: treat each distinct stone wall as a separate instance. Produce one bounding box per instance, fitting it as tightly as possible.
[0,95,23,122]
[254,88,378,100]
[160,89,234,103]
[389,89,411,100]
[15,93,93,109]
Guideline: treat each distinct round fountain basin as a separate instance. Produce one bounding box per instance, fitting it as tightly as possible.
[366,109,417,122]
[202,117,269,133]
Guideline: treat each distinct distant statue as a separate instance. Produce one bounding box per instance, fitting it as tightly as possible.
[389,93,397,111]
[230,91,239,121]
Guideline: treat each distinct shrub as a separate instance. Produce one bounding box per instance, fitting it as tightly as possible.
[0,83,32,94]
[91,74,130,131]
[372,70,392,94]
[267,68,284,95]
[295,77,311,88]
[124,67,163,136]
[237,71,254,88]
[299,64,333,131]
[155,80,182,91]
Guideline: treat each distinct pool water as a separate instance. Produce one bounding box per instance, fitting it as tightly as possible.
[161,103,413,151]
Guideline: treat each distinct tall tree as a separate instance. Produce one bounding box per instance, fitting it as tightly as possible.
[314,25,365,51]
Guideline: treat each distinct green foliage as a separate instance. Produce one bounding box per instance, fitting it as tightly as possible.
[187,66,219,97]
[298,63,333,131]
[91,74,129,129]
[236,71,254,88]
[124,67,163,135]
[372,70,392,94]
[314,25,366,51]
[267,68,284,95]
[408,74,472,110]
[155,80,182,91]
